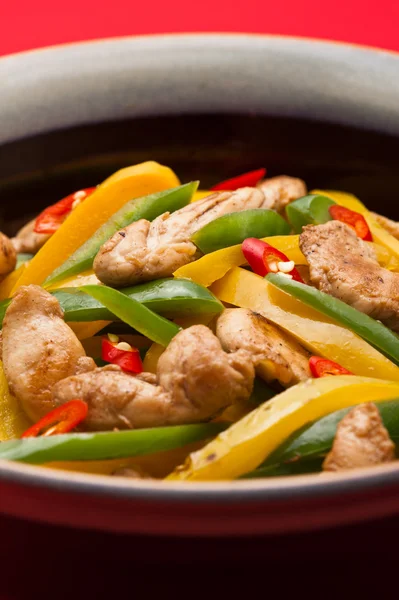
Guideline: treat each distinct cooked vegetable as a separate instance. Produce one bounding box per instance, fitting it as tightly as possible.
[0,361,30,441]
[167,376,399,481]
[34,188,96,234]
[261,399,399,468]
[46,182,196,286]
[21,400,88,438]
[285,194,336,233]
[174,235,305,287]
[210,168,266,191]
[242,238,304,282]
[211,267,399,380]
[0,422,226,464]
[0,278,222,327]
[191,209,290,254]
[313,189,399,259]
[102,336,143,374]
[266,273,399,366]
[79,285,180,347]
[329,204,372,241]
[11,162,180,291]
[309,356,353,378]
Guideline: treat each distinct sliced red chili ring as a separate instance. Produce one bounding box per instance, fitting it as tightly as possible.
[242,237,304,283]
[309,356,353,378]
[102,337,143,374]
[21,400,88,438]
[328,205,372,241]
[210,168,266,191]
[34,187,96,234]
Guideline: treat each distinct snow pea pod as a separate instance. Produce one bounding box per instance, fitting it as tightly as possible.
[266,273,399,366]
[191,209,290,254]
[0,422,226,464]
[79,285,180,347]
[286,194,336,233]
[45,182,198,286]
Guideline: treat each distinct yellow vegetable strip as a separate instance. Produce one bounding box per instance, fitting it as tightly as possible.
[0,264,26,301]
[143,342,166,374]
[210,267,399,381]
[174,235,305,287]
[313,189,399,260]
[168,375,399,481]
[12,162,180,291]
[0,361,30,440]
[191,190,212,202]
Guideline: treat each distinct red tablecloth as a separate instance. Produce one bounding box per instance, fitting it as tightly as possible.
[1,0,399,56]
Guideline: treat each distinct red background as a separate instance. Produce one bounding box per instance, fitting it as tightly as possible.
[1,0,399,57]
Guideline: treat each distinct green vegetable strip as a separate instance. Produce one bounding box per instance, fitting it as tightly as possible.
[0,423,226,464]
[79,285,180,346]
[243,399,399,479]
[265,398,399,467]
[285,194,336,233]
[0,278,223,327]
[267,273,399,366]
[45,182,198,286]
[191,209,290,254]
[240,458,324,479]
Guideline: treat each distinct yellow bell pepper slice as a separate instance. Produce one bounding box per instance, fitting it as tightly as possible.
[174,235,305,287]
[0,264,26,301]
[143,343,166,374]
[168,375,399,481]
[12,162,180,292]
[210,267,399,380]
[0,361,30,440]
[191,190,212,202]
[313,189,399,260]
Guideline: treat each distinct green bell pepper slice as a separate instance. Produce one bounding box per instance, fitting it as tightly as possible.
[241,457,324,479]
[266,273,399,366]
[79,285,180,346]
[264,398,399,468]
[0,422,226,464]
[285,194,336,233]
[45,182,198,286]
[0,278,223,328]
[191,209,290,254]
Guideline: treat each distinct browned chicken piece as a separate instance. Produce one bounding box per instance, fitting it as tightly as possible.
[1,285,95,422]
[257,175,307,216]
[300,220,399,332]
[11,219,51,254]
[94,187,267,287]
[0,233,17,278]
[370,212,399,240]
[216,308,311,388]
[323,403,395,472]
[53,325,255,431]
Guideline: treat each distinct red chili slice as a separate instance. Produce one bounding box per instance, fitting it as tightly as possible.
[309,356,353,378]
[102,338,143,374]
[329,205,372,241]
[21,400,88,438]
[241,238,304,283]
[34,187,96,234]
[210,168,266,191]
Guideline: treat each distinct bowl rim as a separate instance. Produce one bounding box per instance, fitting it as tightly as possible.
[1,31,398,61]
[2,33,399,528]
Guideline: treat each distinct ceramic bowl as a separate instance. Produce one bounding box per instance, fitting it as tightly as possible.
[1,34,399,537]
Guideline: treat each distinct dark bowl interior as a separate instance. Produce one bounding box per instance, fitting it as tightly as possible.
[1,113,399,232]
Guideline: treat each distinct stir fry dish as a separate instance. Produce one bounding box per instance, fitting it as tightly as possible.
[0,160,398,482]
